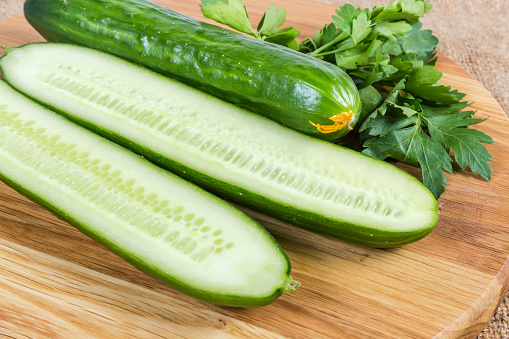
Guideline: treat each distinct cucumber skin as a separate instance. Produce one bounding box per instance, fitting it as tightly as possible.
[0,174,289,307]
[0,44,437,248]
[0,85,292,307]
[23,0,361,142]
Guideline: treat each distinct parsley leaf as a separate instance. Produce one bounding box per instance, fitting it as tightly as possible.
[200,0,300,49]
[395,22,438,57]
[358,85,383,123]
[404,66,459,104]
[374,21,413,41]
[200,0,255,37]
[351,11,373,45]
[363,125,452,198]
[360,78,492,199]
[333,5,362,35]
[424,112,494,180]
[371,0,431,23]
[258,5,287,36]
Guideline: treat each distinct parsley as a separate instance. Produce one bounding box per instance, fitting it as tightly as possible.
[200,0,493,199]
[360,78,493,198]
[200,0,300,49]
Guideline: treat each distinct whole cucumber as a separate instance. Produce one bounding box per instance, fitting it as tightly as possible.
[23,0,361,141]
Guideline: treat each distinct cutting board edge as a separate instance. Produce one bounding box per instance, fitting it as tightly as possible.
[435,258,509,338]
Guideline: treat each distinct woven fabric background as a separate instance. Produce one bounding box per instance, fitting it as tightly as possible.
[1,0,508,337]
[0,0,21,24]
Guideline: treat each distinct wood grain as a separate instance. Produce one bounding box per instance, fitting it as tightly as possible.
[0,0,508,338]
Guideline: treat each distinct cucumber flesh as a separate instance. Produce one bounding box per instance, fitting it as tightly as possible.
[0,79,296,307]
[0,43,439,247]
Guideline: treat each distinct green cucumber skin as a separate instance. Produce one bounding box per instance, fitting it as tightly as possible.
[0,43,438,248]
[23,0,361,141]
[0,173,280,307]
[0,82,293,307]
[1,173,288,307]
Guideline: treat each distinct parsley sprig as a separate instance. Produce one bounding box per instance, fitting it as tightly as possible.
[360,78,493,198]
[200,0,493,199]
[200,0,301,49]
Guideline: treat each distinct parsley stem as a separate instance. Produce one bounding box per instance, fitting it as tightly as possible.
[299,37,317,52]
[313,49,340,58]
[309,32,348,57]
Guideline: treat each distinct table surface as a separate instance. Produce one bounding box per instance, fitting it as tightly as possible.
[1,0,508,338]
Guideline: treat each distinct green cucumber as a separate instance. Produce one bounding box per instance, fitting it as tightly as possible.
[0,43,439,247]
[0,78,297,307]
[23,0,361,142]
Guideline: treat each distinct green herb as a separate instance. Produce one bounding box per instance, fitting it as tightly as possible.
[360,78,493,198]
[200,0,300,49]
[200,0,493,199]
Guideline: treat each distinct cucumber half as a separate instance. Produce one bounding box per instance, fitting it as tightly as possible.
[0,43,439,247]
[0,79,297,307]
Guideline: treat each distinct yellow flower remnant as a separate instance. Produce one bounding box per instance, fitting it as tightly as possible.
[309,110,354,134]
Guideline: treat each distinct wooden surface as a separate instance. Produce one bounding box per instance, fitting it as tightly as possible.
[1,0,509,338]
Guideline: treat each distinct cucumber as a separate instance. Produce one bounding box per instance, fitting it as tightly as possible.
[23,0,361,142]
[0,43,439,247]
[0,78,297,307]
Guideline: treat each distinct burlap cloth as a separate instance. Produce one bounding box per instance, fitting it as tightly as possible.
[0,0,508,337]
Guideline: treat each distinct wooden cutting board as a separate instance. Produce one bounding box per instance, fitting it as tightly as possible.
[1,1,508,338]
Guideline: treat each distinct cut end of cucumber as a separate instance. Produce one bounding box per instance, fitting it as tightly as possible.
[3,46,20,55]
[281,277,301,293]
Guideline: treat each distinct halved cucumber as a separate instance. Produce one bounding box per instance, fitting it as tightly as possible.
[0,79,296,307]
[0,43,439,247]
